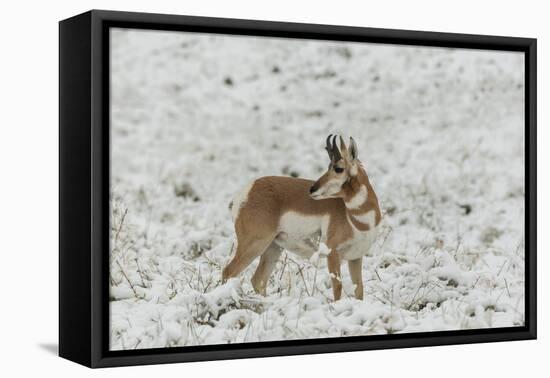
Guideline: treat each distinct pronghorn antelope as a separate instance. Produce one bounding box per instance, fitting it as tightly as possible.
[222,135,381,301]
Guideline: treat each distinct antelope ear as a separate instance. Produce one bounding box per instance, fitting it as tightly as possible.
[349,137,358,160]
[339,136,349,158]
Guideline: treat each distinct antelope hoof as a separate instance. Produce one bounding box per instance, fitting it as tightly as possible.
[251,279,267,296]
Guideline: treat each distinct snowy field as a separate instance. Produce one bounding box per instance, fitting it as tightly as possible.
[109,28,525,350]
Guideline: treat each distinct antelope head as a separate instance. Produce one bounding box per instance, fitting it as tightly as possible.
[309,134,360,200]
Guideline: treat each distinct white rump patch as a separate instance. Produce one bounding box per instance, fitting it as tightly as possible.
[231,180,255,221]
[345,185,368,209]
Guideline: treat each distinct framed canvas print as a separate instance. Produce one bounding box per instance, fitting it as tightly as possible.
[59,10,537,368]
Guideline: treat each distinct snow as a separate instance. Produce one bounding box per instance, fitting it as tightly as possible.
[109,28,525,350]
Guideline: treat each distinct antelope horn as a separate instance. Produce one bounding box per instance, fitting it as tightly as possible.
[325,134,333,160]
[331,135,342,162]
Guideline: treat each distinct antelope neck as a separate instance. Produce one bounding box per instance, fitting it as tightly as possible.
[344,174,368,210]
[343,175,375,231]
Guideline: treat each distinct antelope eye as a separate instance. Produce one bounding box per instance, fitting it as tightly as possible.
[334,167,344,173]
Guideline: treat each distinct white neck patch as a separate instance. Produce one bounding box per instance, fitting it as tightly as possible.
[349,210,376,229]
[345,185,367,209]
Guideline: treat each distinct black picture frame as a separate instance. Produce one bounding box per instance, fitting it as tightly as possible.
[59,9,537,368]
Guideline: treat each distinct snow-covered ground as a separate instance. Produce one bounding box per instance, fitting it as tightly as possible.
[109,28,525,350]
